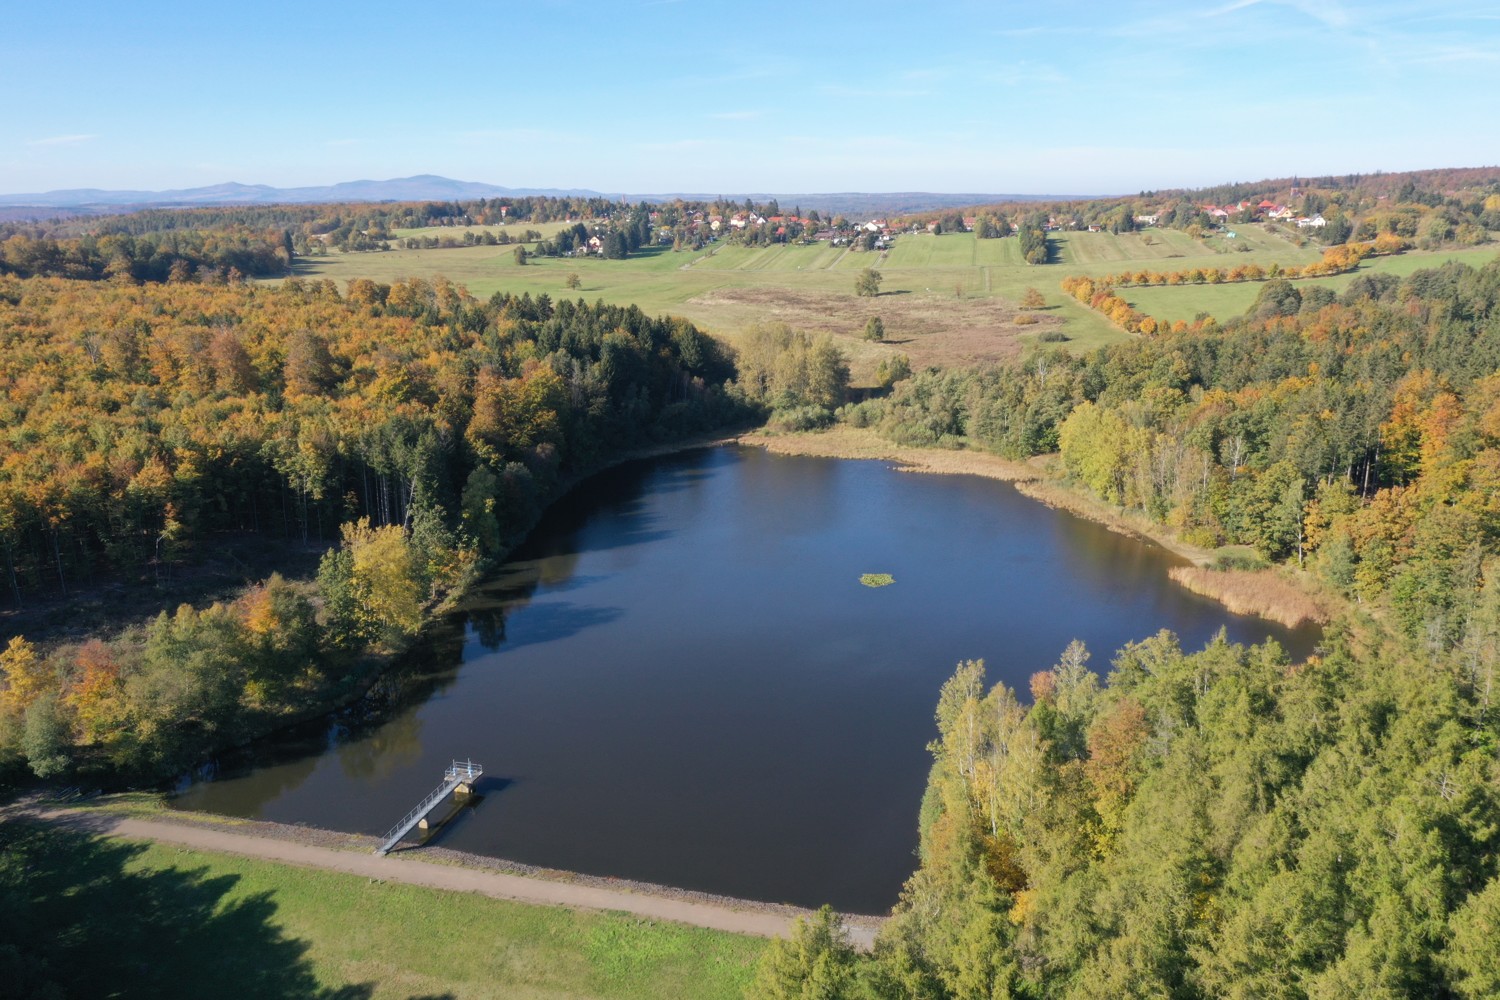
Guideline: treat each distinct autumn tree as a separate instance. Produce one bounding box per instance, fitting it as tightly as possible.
[320,519,425,647]
[748,906,862,1000]
[282,329,335,397]
[0,637,49,718]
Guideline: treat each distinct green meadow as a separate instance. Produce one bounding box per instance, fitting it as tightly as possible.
[388,219,579,241]
[0,818,765,1000]
[1124,245,1500,323]
[281,229,1498,376]
[284,232,1128,365]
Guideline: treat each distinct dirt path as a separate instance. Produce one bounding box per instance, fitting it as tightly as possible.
[24,806,880,949]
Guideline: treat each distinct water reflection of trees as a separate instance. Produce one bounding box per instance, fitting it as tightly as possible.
[174,450,718,806]
[175,625,471,814]
[333,626,469,782]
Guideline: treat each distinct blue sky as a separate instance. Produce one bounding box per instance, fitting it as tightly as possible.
[5,0,1499,195]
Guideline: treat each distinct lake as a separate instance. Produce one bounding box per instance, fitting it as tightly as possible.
[172,444,1320,913]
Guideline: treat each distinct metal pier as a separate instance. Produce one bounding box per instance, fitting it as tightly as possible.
[374,759,483,856]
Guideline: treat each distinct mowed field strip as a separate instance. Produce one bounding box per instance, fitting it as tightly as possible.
[1124,244,1500,323]
[29,805,880,947]
[284,233,1128,376]
[282,227,1495,379]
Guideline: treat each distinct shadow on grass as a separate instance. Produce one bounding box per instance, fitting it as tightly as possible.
[0,817,372,999]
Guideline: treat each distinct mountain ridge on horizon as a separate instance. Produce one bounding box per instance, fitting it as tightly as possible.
[0,174,1079,216]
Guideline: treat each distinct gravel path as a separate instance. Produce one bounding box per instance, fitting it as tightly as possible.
[23,805,881,949]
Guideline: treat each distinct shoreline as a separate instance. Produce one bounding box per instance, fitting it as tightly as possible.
[737,425,1332,631]
[739,425,1212,563]
[237,426,761,746]
[14,795,885,946]
[0,422,759,793]
[204,425,763,757]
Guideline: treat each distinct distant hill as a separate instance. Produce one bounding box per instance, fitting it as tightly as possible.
[0,175,602,209]
[0,175,1073,218]
[629,191,1074,216]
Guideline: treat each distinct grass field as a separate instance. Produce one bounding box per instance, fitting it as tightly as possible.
[1124,245,1500,323]
[1051,225,1314,268]
[280,229,1494,382]
[281,233,1125,380]
[388,220,578,241]
[1,817,765,1000]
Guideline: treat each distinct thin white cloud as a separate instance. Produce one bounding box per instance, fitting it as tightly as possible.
[635,138,728,153]
[1403,43,1500,64]
[1280,0,1352,30]
[990,25,1054,37]
[818,84,929,99]
[458,128,586,146]
[26,134,97,147]
[1204,0,1263,16]
[900,67,953,82]
[672,64,791,87]
[978,62,1070,87]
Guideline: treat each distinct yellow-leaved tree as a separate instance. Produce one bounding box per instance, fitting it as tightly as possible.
[347,519,424,641]
[317,519,425,649]
[0,636,50,718]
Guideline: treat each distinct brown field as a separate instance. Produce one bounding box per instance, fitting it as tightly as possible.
[1167,566,1331,629]
[692,286,1063,379]
[741,426,1040,480]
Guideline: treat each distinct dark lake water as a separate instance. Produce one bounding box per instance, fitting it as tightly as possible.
[172,445,1319,912]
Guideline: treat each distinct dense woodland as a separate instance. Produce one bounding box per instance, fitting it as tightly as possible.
[4,171,1500,997]
[0,274,752,783]
[0,228,292,282]
[744,253,1500,997]
[850,256,1500,644]
[756,621,1500,998]
[915,168,1500,249]
[6,195,635,243]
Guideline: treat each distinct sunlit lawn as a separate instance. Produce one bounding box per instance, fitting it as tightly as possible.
[278,228,1498,361]
[1,818,765,1000]
[1124,245,1500,323]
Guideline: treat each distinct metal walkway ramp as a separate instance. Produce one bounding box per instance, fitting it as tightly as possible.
[374,759,482,856]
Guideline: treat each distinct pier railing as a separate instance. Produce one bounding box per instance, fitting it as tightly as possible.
[374,759,482,856]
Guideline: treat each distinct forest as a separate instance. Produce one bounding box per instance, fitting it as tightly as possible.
[4,170,1500,997]
[847,256,1500,644]
[0,273,760,784]
[917,168,1500,248]
[1,227,293,282]
[745,252,1500,998]
[755,620,1500,998]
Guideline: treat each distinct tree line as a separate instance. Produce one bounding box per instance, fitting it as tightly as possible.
[847,256,1500,644]
[0,228,292,281]
[755,620,1500,997]
[1059,240,1409,337]
[900,168,1499,251]
[0,272,760,785]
